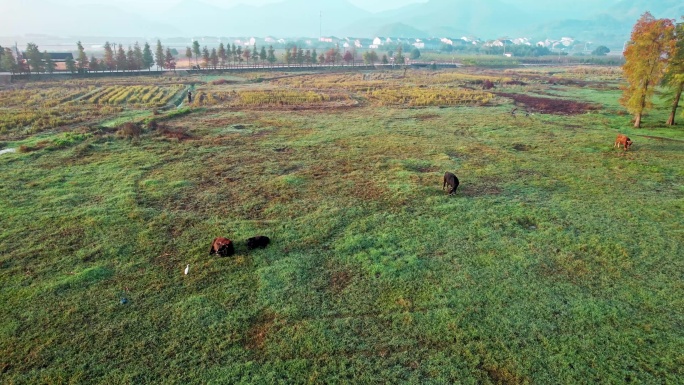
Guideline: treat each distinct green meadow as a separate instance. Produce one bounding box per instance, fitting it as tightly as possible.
[0,67,682,384]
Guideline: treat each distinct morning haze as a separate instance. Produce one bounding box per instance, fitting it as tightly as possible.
[2,0,683,48]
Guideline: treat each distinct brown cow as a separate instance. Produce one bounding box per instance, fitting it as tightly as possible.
[443,172,460,195]
[614,134,633,151]
[209,237,235,257]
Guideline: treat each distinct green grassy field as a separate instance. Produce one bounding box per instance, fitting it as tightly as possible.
[1,68,683,384]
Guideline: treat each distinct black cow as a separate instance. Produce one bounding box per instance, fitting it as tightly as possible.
[443,172,459,195]
[246,236,270,249]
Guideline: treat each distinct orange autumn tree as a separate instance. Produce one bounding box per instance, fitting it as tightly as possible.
[620,12,676,128]
[664,18,684,126]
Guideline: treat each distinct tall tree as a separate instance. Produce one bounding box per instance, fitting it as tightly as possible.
[304,49,311,65]
[395,46,405,65]
[236,46,243,64]
[664,19,684,125]
[126,46,136,71]
[103,41,115,71]
[155,40,165,70]
[210,48,219,69]
[218,43,227,68]
[76,41,88,72]
[2,48,18,74]
[311,49,318,65]
[231,44,237,66]
[43,51,56,73]
[318,53,325,65]
[116,44,127,72]
[343,51,353,65]
[0,45,4,71]
[252,43,258,66]
[185,47,193,68]
[25,43,44,73]
[164,48,176,71]
[202,46,210,68]
[143,42,154,71]
[89,55,99,72]
[284,49,292,65]
[242,47,251,64]
[133,42,143,71]
[192,40,201,65]
[65,56,76,73]
[267,45,276,66]
[296,47,304,66]
[621,12,676,128]
[260,46,267,66]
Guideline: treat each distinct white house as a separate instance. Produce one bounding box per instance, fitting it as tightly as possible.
[412,39,425,49]
[441,38,454,46]
[372,37,384,46]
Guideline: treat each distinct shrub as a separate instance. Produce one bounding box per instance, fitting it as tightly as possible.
[116,122,141,139]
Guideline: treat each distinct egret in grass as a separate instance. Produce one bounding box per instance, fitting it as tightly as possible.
[184,264,189,275]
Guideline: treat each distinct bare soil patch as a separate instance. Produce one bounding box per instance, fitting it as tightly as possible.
[496,93,600,115]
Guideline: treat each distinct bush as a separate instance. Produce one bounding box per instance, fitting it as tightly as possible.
[116,122,141,139]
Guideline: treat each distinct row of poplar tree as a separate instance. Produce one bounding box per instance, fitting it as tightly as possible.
[621,13,683,127]
[0,39,409,74]
[0,40,176,74]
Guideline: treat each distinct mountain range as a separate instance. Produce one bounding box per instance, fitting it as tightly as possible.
[2,0,683,48]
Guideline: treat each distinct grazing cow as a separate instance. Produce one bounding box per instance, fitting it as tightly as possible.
[209,237,235,257]
[246,236,270,249]
[614,134,633,151]
[443,172,460,195]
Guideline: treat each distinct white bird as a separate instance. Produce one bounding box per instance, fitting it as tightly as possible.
[184,264,189,275]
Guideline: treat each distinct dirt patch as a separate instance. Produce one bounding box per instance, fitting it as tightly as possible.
[512,143,533,152]
[496,92,600,115]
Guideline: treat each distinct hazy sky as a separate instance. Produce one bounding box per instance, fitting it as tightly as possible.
[52,0,429,13]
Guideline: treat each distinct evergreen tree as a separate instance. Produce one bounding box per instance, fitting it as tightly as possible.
[231,44,237,66]
[284,49,292,65]
[116,44,127,71]
[210,48,219,69]
[304,49,311,65]
[236,46,243,64]
[218,43,227,68]
[259,46,267,66]
[103,41,115,71]
[89,55,99,72]
[134,42,143,71]
[143,42,154,71]
[410,48,421,60]
[76,41,88,72]
[192,40,200,65]
[620,12,676,127]
[311,49,318,65]
[43,51,56,73]
[155,40,165,70]
[202,46,210,68]
[381,54,389,64]
[253,44,259,67]
[65,56,76,73]
[318,53,325,65]
[267,45,276,66]
[296,47,304,66]
[164,48,176,71]
[127,46,136,71]
[25,43,44,73]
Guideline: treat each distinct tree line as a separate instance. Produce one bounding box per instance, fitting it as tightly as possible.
[621,13,683,127]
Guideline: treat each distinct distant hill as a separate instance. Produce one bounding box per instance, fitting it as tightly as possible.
[2,0,683,48]
[374,23,429,39]
[0,0,180,37]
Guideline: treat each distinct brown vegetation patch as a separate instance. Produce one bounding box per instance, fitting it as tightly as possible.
[496,92,600,115]
[414,113,440,121]
[330,270,353,294]
[116,122,141,139]
[478,362,527,385]
[245,312,277,351]
[512,143,533,152]
[538,252,590,284]
[18,141,50,153]
[157,124,192,141]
